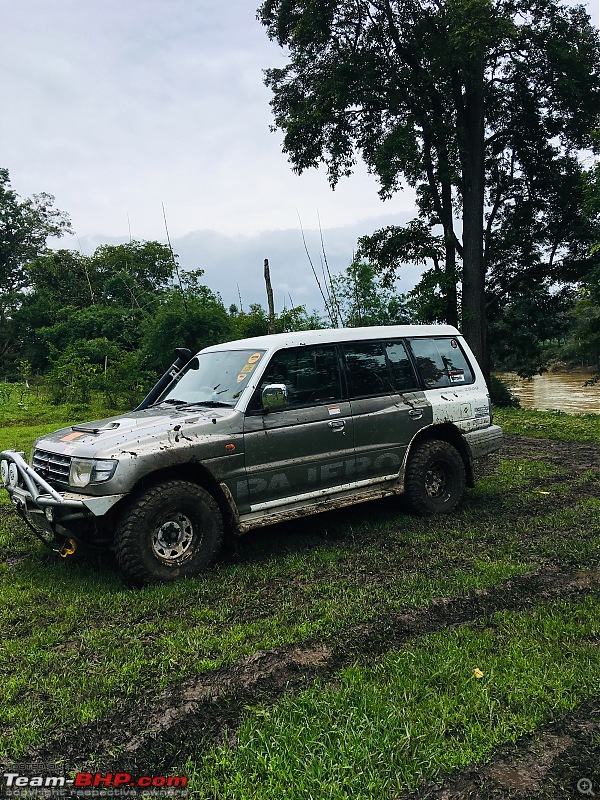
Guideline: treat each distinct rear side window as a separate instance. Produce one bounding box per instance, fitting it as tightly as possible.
[343,340,419,397]
[343,342,393,397]
[409,337,474,388]
[384,340,419,392]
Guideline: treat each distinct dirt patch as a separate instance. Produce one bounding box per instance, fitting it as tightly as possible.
[501,435,600,473]
[4,434,600,795]
[403,702,600,799]
[25,565,600,773]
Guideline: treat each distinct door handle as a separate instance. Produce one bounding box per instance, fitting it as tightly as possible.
[408,408,423,418]
[328,419,346,431]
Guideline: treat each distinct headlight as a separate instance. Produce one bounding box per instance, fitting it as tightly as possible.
[69,458,118,488]
[8,463,19,489]
[1,460,8,487]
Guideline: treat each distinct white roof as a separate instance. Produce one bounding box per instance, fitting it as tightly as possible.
[201,324,461,354]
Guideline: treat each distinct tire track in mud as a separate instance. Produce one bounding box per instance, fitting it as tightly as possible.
[501,434,600,471]
[395,699,600,799]
[26,565,600,771]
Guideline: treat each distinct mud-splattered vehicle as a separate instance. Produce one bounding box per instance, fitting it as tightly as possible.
[1,325,502,584]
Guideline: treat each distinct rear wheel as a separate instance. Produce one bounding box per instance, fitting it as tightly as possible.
[114,480,223,585]
[405,440,466,515]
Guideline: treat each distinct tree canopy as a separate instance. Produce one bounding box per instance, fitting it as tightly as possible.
[258,0,600,373]
[0,168,71,364]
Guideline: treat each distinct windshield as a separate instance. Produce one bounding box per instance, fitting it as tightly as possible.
[157,349,266,407]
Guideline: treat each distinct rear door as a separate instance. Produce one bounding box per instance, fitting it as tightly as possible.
[342,339,430,481]
[242,344,355,511]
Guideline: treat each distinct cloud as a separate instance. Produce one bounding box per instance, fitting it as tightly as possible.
[1,0,417,245]
[78,214,426,314]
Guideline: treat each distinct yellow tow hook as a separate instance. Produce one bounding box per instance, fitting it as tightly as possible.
[59,539,77,558]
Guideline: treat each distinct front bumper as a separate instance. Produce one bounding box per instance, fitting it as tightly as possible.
[0,450,124,528]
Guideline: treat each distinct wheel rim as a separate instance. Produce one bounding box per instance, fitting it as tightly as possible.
[424,461,449,499]
[152,513,195,562]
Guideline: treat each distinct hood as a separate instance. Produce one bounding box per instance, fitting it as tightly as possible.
[34,405,234,460]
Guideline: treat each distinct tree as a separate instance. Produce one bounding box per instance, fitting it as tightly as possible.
[330,259,411,325]
[0,168,71,366]
[257,0,600,374]
[141,272,234,372]
[12,241,178,373]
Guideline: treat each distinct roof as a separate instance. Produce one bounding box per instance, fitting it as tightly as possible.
[201,324,461,354]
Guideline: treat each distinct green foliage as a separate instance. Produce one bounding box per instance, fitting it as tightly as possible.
[330,260,411,326]
[229,301,323,338]
[488,286,574,377]
[558,298,600,371]
[0,169,71,295]
[357,223,445,286]
[0,169,71,369]
[43,339,154,409]
[101,350,156,409]
[11,241,178,373]
[274,304,322,332]
[488,375,519,408]
[230,303,270,338]
[141,282,234,373]
[258,0,600,368]
[45,346,101,405]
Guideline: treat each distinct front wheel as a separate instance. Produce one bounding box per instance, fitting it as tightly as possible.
[114,480,223,585]
[405,440,466,515]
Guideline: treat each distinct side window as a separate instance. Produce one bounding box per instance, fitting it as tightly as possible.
[384,340,419,392]
[249,345,343,410]
[409,337,474,389]
[343,342,393,397]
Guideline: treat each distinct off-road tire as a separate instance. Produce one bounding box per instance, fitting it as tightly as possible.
[405,440,466,515]
[114,480,223,585]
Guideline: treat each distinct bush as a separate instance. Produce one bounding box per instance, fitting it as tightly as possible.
[489,375,520,408]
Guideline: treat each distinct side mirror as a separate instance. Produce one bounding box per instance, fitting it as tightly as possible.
[262,383,288,412]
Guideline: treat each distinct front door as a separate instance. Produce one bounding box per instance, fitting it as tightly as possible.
[242,344,355,511]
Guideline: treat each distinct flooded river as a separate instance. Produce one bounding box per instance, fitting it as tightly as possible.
[497,372,600,415]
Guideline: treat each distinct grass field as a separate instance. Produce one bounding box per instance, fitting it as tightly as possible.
[0,389,598,798]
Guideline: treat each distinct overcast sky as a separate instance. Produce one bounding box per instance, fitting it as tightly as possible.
[2,0,598,312]
[1,0,422,312]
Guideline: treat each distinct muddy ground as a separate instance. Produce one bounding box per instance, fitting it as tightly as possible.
[5,435,600,798]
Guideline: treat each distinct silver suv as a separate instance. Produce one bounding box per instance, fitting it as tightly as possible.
[1,325,502,584]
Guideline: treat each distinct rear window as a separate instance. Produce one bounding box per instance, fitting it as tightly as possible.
[409,337,474,389]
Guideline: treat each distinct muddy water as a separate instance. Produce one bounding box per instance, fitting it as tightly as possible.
[497,372,600,414]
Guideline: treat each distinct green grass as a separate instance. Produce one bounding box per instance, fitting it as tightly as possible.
[0,399,598,797]
[190,597,600,799]
[0,451,597,759]
[0,382,120,502]
[495,406,600,442]
[0,510,529,757]
[0,381,120,429]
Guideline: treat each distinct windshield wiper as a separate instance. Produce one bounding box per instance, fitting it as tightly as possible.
[183,400,233,408]
[149,398,187,407]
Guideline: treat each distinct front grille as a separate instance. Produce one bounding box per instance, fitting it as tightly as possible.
[32,449,72,486]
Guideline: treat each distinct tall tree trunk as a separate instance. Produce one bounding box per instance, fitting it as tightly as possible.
[440,178,459,327]
[458,55,488,378]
